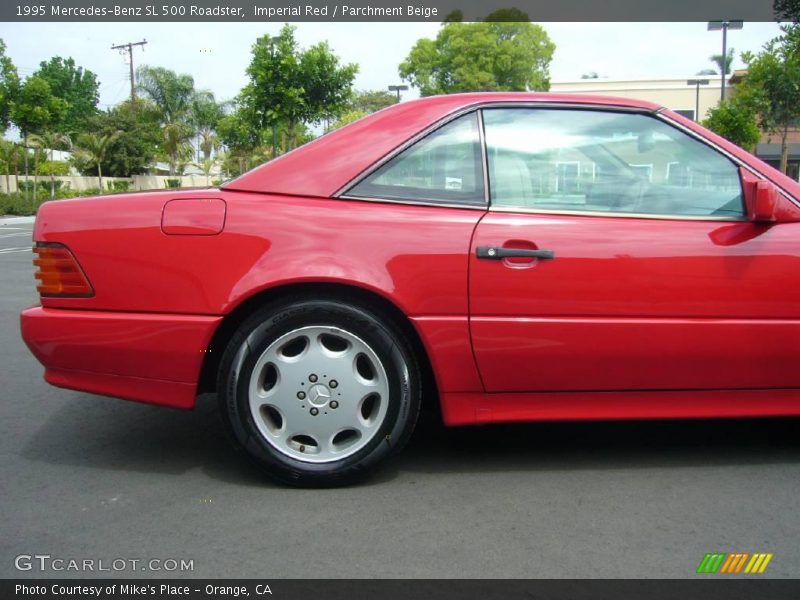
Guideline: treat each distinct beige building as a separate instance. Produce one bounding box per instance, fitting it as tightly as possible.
[551,76,725,123]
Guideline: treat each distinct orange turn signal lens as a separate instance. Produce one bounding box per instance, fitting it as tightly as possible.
[32,243,94,297]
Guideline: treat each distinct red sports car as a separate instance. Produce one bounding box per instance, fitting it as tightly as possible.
[20,93,800,486]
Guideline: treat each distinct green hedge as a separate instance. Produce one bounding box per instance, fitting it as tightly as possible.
[17,180,66,193]
[0,193,43,216]
[0,188,103,216]
[107,180,132,192]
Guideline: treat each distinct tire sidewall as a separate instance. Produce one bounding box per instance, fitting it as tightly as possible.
[221,299,417,486]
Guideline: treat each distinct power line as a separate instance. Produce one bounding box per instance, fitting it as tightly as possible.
[110,39,147,105]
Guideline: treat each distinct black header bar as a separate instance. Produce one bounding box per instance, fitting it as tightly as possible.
[2,0,782,22]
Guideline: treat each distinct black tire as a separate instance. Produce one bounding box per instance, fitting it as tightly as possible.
[217,296,422,487]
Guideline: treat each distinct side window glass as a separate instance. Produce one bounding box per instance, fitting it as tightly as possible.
[482,108,744,218]
[348,113,484,205]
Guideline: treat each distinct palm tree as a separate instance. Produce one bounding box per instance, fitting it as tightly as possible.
[194,157,219,187]
[191,91,222,162]
[161,121,194,176]
[136,66,196,175]
[75,131,121,190]
[198,130,218,162]
[710,48,735,75]
[28,131,72,199]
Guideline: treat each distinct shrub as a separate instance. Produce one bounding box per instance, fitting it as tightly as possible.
[36,161,71,176]
[0,187,107,216]
[107,180,131,193]
[0,192,45,216]
[164,178,181,189]
[17,180,65,193]
[702,100,761,152]
[68,187,102,197]
[211,179,223,187]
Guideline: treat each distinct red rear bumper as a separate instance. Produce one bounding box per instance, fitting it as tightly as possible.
[20,306,221,409]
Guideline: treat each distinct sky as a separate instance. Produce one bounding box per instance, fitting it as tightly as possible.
[0,21,786,110]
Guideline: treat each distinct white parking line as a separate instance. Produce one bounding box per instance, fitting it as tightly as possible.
[0,232,32,239]
[0,247,31,254]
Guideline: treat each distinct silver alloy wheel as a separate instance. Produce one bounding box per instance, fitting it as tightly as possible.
[248,325,390,463]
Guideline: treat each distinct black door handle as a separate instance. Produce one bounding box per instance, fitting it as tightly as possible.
[476,246,555,260]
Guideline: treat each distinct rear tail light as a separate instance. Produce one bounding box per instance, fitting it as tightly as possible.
[32,243,94,297]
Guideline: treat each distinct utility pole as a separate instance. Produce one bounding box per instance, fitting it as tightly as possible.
[111,39,148,106]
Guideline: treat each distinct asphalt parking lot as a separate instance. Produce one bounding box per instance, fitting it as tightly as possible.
[1,216,799,579]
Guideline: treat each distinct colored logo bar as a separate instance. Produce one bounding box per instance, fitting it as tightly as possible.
[697,553,773,574]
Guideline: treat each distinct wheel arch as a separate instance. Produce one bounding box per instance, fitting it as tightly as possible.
[198,281,439,414]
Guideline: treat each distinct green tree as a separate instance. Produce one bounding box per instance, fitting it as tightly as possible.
[702,100,761,151]
[33,56,99,134]
[10,76,67,203]
[300,41,358,128]
[74,131,121,189]
[774,0,799,22]
[216,105,263,175]
[83,99,160,177]
[710,48,735,75]
[28,131,71,198]
[331,109,368,130]
[0,39,20,134]
[217,104,260,152]
[351,89,396,113]
[328,89,394,131]
[217,100,313,176]
[0,138,21,192]
[399,10,555,95]
[240,25,357,152]
[136,65,196,175]
[240,26,301,157]
[738,24,800,173]
[10,77,68,140]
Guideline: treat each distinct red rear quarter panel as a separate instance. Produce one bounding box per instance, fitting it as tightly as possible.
[33,190,479,317]
[29,189,486,400]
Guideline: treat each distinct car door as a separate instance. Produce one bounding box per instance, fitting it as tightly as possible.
[469,106,800,393]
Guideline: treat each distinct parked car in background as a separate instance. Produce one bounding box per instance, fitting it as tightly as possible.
[21,93,800,486]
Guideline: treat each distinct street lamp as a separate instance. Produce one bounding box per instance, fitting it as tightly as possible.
[388,84,409,103]
[707,20,743,102]
[686,79,710,122]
